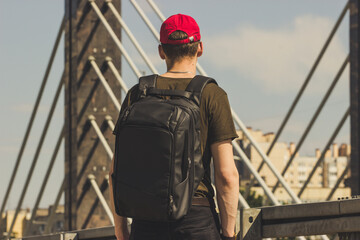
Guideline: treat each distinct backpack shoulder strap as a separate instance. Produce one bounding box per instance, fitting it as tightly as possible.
[185,75,218,106]
[139,74,158,98]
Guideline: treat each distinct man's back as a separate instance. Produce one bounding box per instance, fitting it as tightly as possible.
[121,76,237,200]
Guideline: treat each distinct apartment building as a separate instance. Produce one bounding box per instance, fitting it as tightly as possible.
[236,128,351,202]
[1,205,64,239]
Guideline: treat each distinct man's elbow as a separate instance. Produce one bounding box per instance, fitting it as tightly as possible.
[216,168,239,187]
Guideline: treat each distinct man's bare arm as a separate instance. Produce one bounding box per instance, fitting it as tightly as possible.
[212,140,239,237]
[109,157,129,240]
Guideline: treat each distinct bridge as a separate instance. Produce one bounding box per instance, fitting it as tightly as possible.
[1,0,360,239]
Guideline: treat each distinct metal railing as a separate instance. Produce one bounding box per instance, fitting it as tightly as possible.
[20,198,360,240]
[239,198,360,240]
[21,226,115,240]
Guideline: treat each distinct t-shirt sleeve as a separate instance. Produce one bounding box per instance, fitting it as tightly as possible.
[207,86,238,144]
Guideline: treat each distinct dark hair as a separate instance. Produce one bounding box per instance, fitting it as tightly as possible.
[161,31,199,64]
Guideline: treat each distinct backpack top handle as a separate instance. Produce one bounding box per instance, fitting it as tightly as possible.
[147,88,192,99]
[138,74,218,105]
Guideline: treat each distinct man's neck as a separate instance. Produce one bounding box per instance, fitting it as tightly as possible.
[161,57,197,78]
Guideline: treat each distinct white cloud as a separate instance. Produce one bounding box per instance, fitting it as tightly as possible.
[205,15,347,94]
[10,103,33,113]
[10,103,49,113]
[0,145,18,154]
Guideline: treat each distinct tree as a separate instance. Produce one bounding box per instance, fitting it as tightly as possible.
[240,189,264,208]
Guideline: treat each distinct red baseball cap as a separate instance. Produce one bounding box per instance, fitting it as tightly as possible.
[160,14,201,45]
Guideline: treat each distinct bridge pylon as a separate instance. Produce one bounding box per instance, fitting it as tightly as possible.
[64,0,121,231]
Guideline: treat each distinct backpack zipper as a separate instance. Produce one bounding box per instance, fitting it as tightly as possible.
[168,105,197,218]
[180,105,198,206]
[187,111,195,205]
[168,108,186,217]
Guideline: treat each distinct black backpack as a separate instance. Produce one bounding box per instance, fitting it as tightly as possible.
[112,74,217,221]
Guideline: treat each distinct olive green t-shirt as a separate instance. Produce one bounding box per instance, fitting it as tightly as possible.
[118,76,238,198]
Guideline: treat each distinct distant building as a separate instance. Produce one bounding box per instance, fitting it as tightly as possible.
[1,209,29,239]
[25,205,64,236]
[236,128,351,202]
[1,205,64,239]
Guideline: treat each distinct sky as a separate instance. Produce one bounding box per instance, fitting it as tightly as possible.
[0,0,350,210]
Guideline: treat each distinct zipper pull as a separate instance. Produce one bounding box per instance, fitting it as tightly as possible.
[122,109,130,123]
[168,195,174,216]
[125,109,130,118]
[170,195,174,206]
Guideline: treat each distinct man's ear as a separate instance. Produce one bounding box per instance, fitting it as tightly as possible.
[197,42,203,57]
[158,45,166,60]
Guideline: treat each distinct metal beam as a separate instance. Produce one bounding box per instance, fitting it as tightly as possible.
[45,180,65,234]
[106,57,129,93]
[261,198,360,238]
[88,115,114,160]
[129,0,159,41]
[106,0,158,74]
[327,161,350,201]
[349,0,360,195]
[232,111,302,204]
[298,107,350,198]
[89,0,141,78]
[88,174,114,225]
[23,227,115,240]
[88,56,121,112]
[233,143,311,239]
[272,55,349,193]
[24,127,65,236]
[7,73,65,237]
[239,193,250,209]
[233,142,280,205]
[263,216,360,238]
[105,115,115,131]
[146,0,166,22]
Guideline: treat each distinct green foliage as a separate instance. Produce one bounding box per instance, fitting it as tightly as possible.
[240,188,264,208]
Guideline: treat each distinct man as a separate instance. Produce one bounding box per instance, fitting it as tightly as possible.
[109,14,239,240]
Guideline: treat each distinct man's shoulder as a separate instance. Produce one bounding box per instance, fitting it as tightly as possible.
[128,83,140,100]
[202,79,227,100]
